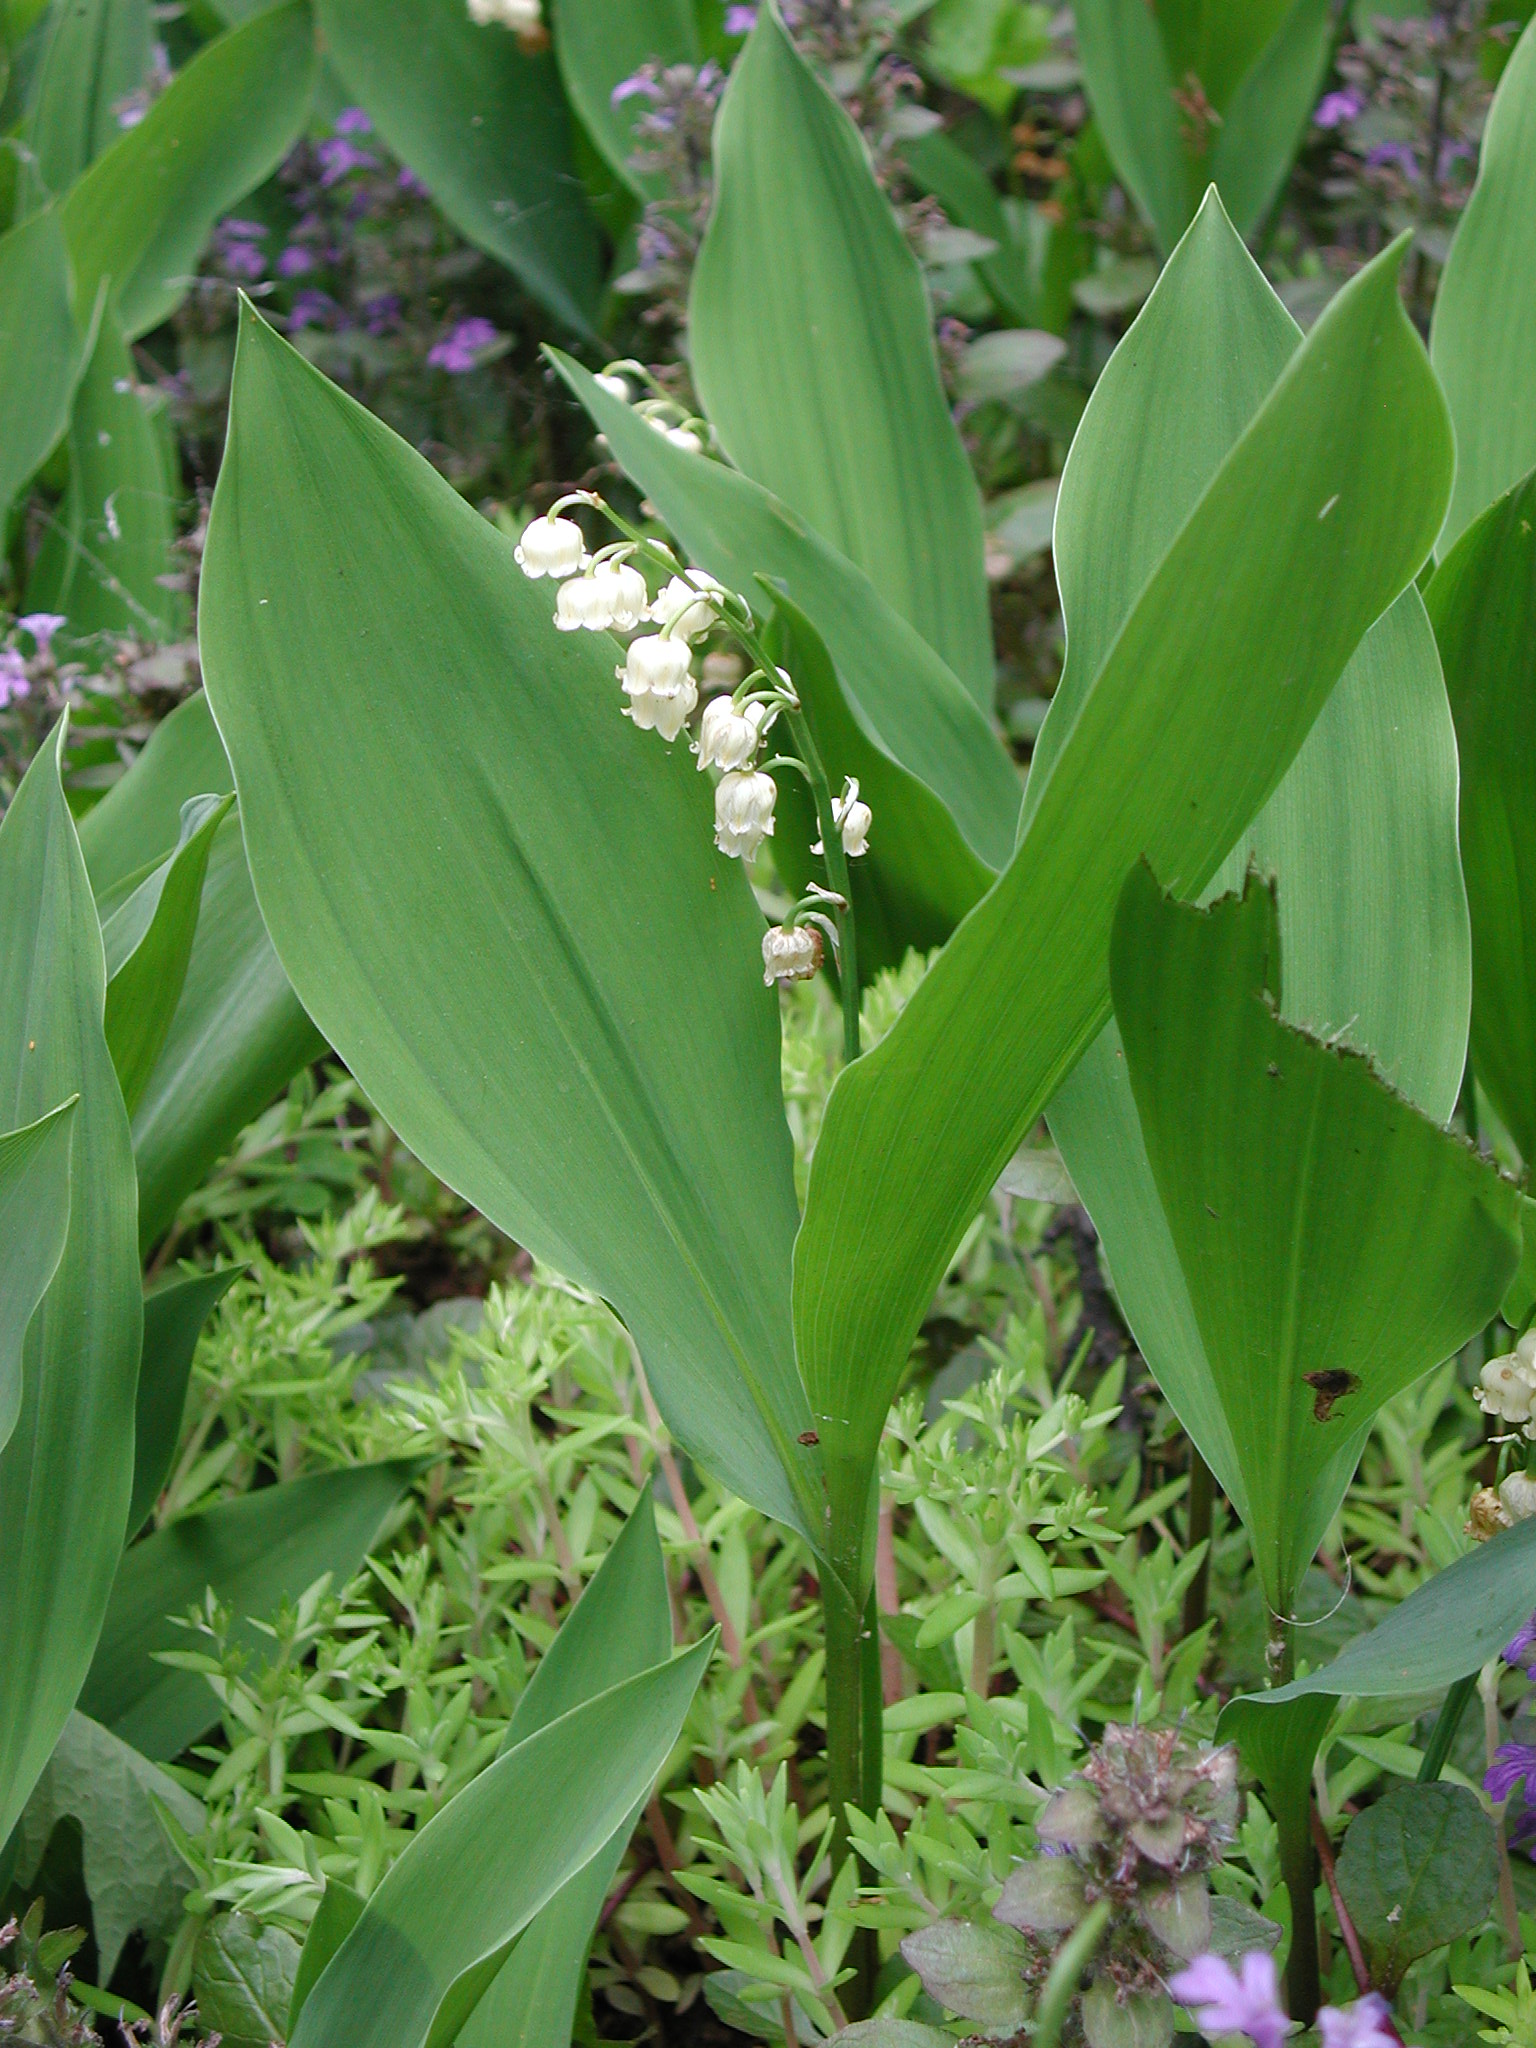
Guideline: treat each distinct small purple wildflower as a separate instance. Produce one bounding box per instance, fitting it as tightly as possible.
[1366,141,1419,178]
[612,71,663,105]
[1317,1993,1399,2048]
[0,649,30,709]
[1314,87,1364,128]
[287,288,338,332]
[1504,1612,1536,1669]
[316,136,378,187]
[277,244,317,278]
[1485,1741,1536,1804]
[17,613,66,654]
[427,317,501,371]
[222,242,267,279]
[724,5,757,31]
[220,219,268,242]
[397,165,430,196]
[361,293,402,335]
[334,106,373,134]
[1169,1952,1296,2048]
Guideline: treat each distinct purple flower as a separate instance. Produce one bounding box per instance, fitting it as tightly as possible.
[316,136,377,186]
[1169,1952,1296,2048]
[17,613,65,654]
[334,106,373,134]
[427,316,501,372]
[1504,1612,1536,1668]
[1366,141,1419,179]
[1314,87,1363,129]
[397,165,430,196]
[725,5,757,30]
[1317,1994,1399,2048]
[0,649,30,709]
[219,218,268,242]
[362,292,402,335]
[221,241,267,279]
[612,70,662,105]
[287,288,338,332]
[277,244,317,278]
[1487,1742,1536,1803]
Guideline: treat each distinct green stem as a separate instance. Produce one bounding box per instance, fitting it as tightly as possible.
[1418,1672,1477,1784]
[1180,1450,1214,1642]
[1278,1794,1321,2024]
[774,694,860,1064]
[824,1562,873,2017]
[861,1584,884,1819]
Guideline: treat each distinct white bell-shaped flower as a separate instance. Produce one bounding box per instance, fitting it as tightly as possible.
[1476,1345,1536,1427]
[515,513,585,579]
[762,923,822,986]
[715,770,776,858]
[554,572,614,632]
[594,373,631,402]
[591,558,649,632]
[619,636,697,742]
[649,415,704,456]
[468,0,541,29]
[650,570,725,641]
[695,696,765,773]
[835,777,872,857]
[1502,1472,1536,1522]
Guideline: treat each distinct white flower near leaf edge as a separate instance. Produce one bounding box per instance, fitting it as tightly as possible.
[812,777,872,858]
[594,560,649,631]
[620,637,697,743]
[715,770,776,858]
[554,573,614,632]
[696,696,765,773]
[762,924,821,986]
[651,571,725,641]
[1477,1332,1536,1432]
[595,373,631,402]
[467,0,540,27]
[514,514,584,579]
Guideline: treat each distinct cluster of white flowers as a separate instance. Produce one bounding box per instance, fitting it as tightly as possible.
[1477,1332,1536,1438]
[590,368,707,455]
[467,0,540,28]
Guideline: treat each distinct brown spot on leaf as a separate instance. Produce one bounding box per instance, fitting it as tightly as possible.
[797,1430,820,1446]
[1303,1369,1359,1422]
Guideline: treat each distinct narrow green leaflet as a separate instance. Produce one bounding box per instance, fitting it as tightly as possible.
[1426,468,1536,1162]
[16,1711,204,1981]
[553,353,1021,874]
[60,1,318,340]
[318,0,601,334]
[456,1487,672,2048]
[1111,867,1517,1615]
[79,691,235,898]
[1207,0,1332,241]
[549,0,696,196]
[81,1459,420,1760]
[128,1267,240,1539]
[0,1098,75,1453]
[24,0,151,197]
[1431,14,1536,553]
[0,724,141,1846]
[1073,0,1187,255]
[201,306,817,1538]
[101,794,233,1113]
[0,207,86,526]
[690,9,994,709]
[792,214,1453,1587]
[289,1638,715,2048]
[26,302,184,643]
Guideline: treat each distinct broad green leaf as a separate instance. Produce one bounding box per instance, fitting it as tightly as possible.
[0,1098,75,1453]
[289,1636,715,2048]
[1109,866,1517,1614]
[60,0,318,340]
[0,723,141,1846]
[81,1459,420,1760]
[791,210,1453,1584]
[548,0,696,197]
[194,1913,301,2048]
[1426,468,1536,1161]
[1334,1784,1497,1994]
[1153,0,1293,106]
[101,793,233,1113]
[201,306,818,1539]
[76,694,326,1251]
[24,0,151,197]
[1207,0,1333,240]
[1431,14,1536,553]
[0,206,86,526]
[553,352,1021,874]
[456,1485,672,2048]
[318,0,600,334]
[16,1710,204,1980]
[1047,207,1470,1533]
[690,9,994,709]
[1074,0,1188,255]
[289,1884,365,2036]
[26,302,183,642]
[899,1921,1029,2030]
[129,1267,240,1539]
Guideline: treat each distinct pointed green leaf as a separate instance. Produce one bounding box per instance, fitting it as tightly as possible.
[128,1267,240,1540]
[690,7,993,708]
[289,1883,365,2037]
[791,209,1453,1578]
[24,0,152,197]
[1426,466,1536,1162]
[1207,0,1333,239]
[0,206,86,526]
[289,1636,715,2048]
[17,1711,204,1981]
[1074,0,1189,254]
[548,0,697,197]
[60,0,318,340]
[102,793,234,1113]
[26,301,184,642]
[1431,13,1536,553]
[1111,866,1518,1613]
[201,306,817,1538]
[0,1098,76,1454]
[318,0,601,334]
[553,352,1021,875]
[81,1459,420,1760]
[79,691,235,899]
[0,723,141,1845]
[455,1486,672,2048]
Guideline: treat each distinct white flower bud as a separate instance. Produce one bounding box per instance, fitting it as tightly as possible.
[695,696,765,773]
[554,572,614,632]
[1477,1351,1536,1426]
[594,373,631,402]
[1502,1472,1536,1523]
[619,636,697,743]
[594,558,649,631]
[650,570,725,641]
[762,923,822,986]
[715,769,776,858]
[651,416,704,455]
[514,513,585,579]
[835,777,872,857]
[468,0,540,27]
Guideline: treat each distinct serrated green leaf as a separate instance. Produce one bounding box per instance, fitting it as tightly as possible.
[200,305,817,1538]
[0,206,86,526]
[128,1267,240,1540]
[0,1098,75,1454]
[1335,1783,1497,1993]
